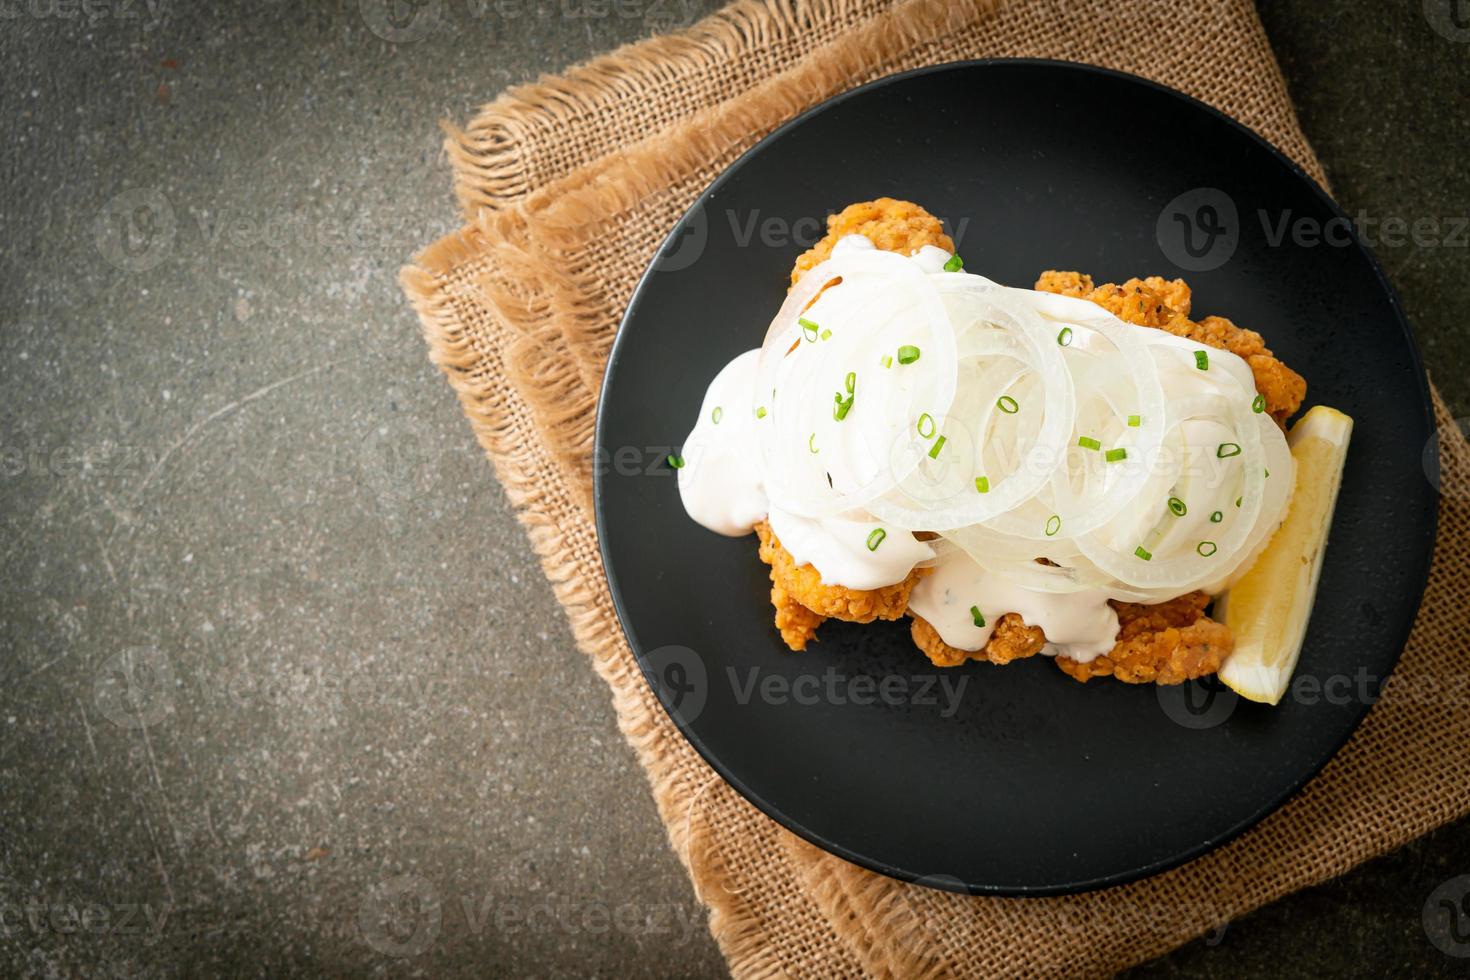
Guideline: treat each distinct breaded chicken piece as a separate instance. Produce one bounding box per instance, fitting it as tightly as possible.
[755,521,924,650]
[1034,272,1306,422]
[910,613,1046,668]
[791,198,954,286]
[910,591,1230,683]
[1053,592,1233,685]
[752,198,953,652]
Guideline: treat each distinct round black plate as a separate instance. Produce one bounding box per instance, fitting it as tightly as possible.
[594,61,1436,894]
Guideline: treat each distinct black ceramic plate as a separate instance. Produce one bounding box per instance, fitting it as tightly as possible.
[594,61,1437,894]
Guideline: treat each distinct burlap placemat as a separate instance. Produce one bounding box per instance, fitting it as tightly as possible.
[401,1,1470,975]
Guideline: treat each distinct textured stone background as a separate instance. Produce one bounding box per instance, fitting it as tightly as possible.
[1,1,1465,976]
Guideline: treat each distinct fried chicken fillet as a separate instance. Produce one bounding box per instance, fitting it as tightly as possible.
[753,199,953,651]
[1033,271,1306,423]
[758,199,1284,685]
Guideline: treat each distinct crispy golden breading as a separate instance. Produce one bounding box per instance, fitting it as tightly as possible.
[770,576,826,652]
[755,521,923,651]
[1053,592,1233,685]
[791,198,954,286]
[910,613,1046,668]
[1034,271,1306,423]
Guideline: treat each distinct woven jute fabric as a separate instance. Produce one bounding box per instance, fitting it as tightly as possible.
[401,1,1470,975]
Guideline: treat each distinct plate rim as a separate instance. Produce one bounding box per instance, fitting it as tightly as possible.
[592,57,1439,895]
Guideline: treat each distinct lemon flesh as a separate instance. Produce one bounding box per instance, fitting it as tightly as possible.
[1216,406,1354,705]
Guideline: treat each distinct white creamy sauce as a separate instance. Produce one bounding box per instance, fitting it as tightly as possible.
[768,505,934,591]
[675,231,1289,658]
[676,349,768,536]
[909,550,1120,662]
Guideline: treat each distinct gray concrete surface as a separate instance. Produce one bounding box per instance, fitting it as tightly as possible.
[0,1,1465,977]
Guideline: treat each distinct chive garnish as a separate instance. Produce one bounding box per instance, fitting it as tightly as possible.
[928,435,947,459]
[1127,414,1141,427]
[1252,394,1266,414]
[1134,545,1153,561]
[1217,443,1242,458]
[1168,496,1187,517]
[1194,350,1209,370]
[833,398,853,421]
[1210,510,1223,523]
[799,318,819,342]
[756,406,767,419]
[970,605,986,628]
[975,476,990,493]
[1045,514,1061,537]
[866,528,887,551]
[916,413,936,438]
[808,433,818,454]
[1105,448,1127,463]
[943,254,964,272]
[897,345,921,364]
[667,454,685,469]
[997,395,1019,414]
[1057,326,1073,347]
[1197,541,1218,557]
[819,328,832,341]
[711,406,723,424]
[882,355,893,369]
[1078,436,1101,451]
[1235,496,1243,507]
[845,371,856,394]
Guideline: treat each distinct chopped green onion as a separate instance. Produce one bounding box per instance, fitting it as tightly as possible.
[808,433,818,454]
[1057,326,1073,347]
[970,605,986,628]
[1264,468,1271,479]
[1134,545,1153,561]
[1194,350,1209,370]
[1235,496,1243,508]
[866,528,887,551]
[1127,414,1141,427]
[943,254,964,272]
[897,345,921,365]
[1210,510,1223,523]
[755,406,767,419]
[845,371,856,394]
[881,355,893,369]
[711,406,723,424]
[975,476,990,494]
[916,413,936,438]
[928,435,947,459]
[1252,394,1266,414]
[667,454,685,469]
[1078,436,1101,451]
[997,395,1019,414]
[799,318,819,342]
[1045,514,1061,537]
[1168,496,1188,517]
[1216,442,1242,458]
[1197,541,1218,557]
[819,328,832,341]
[833,397,853,421]
[1105,447,1127,463]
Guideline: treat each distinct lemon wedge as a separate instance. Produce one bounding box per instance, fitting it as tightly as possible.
[1216,406,1354,705]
